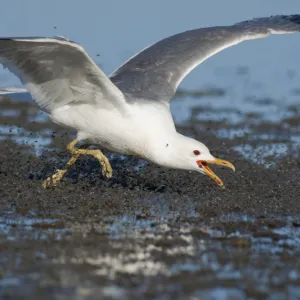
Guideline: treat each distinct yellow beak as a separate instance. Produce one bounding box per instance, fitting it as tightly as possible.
[197,158,235,188]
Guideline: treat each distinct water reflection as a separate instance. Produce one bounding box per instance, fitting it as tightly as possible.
[0,215,68,241]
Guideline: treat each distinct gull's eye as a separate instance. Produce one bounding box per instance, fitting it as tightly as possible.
[193,150,201,156]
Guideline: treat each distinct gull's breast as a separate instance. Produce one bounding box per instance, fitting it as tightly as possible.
[50,101,176,156]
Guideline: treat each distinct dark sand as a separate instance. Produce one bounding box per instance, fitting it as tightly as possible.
[0,94,300,299]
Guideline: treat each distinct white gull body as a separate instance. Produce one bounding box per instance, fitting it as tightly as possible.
[0,15,299,187]
[52,98,196,170]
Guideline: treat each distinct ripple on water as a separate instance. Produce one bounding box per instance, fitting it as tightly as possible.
[233,143,296,166]
[0,125,53,156]
[0,216,68,241]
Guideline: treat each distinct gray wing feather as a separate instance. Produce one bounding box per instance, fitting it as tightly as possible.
[110,15,300,103]
[0,87,27,95]
[0,37,124,112]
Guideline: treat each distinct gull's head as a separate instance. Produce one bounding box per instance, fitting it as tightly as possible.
[150,135,235,188]
[178,137,235,188]
[191,144,235,188]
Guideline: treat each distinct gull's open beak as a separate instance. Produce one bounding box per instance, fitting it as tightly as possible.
[197,158,235,188]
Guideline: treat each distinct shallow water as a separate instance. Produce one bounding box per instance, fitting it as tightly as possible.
[1,209,300,299]
[0,78,300,298]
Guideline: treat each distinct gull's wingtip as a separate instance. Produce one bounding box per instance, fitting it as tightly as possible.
[234,14,300,33]
[0,87,27,95]
[282,14,300,25]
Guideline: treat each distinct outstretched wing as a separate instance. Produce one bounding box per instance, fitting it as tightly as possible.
[0,37,125,112]
[110,15,300,103]
[0,87,27,95]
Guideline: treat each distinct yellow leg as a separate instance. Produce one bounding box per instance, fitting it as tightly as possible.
[42,155,78,188]
[42,138,112,188]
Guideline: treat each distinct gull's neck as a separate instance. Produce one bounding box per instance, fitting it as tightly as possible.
[142,131,195,170]
[121,101,198,169]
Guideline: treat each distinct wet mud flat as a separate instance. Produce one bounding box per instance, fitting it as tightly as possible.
[0,94,300,299]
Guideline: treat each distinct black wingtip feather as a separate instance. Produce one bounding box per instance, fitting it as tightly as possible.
[282,15,300,25]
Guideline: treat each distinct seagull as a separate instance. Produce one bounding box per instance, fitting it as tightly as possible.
[0,15,299,188]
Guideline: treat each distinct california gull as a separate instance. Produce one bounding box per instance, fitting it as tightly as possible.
[0,15,299,188]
